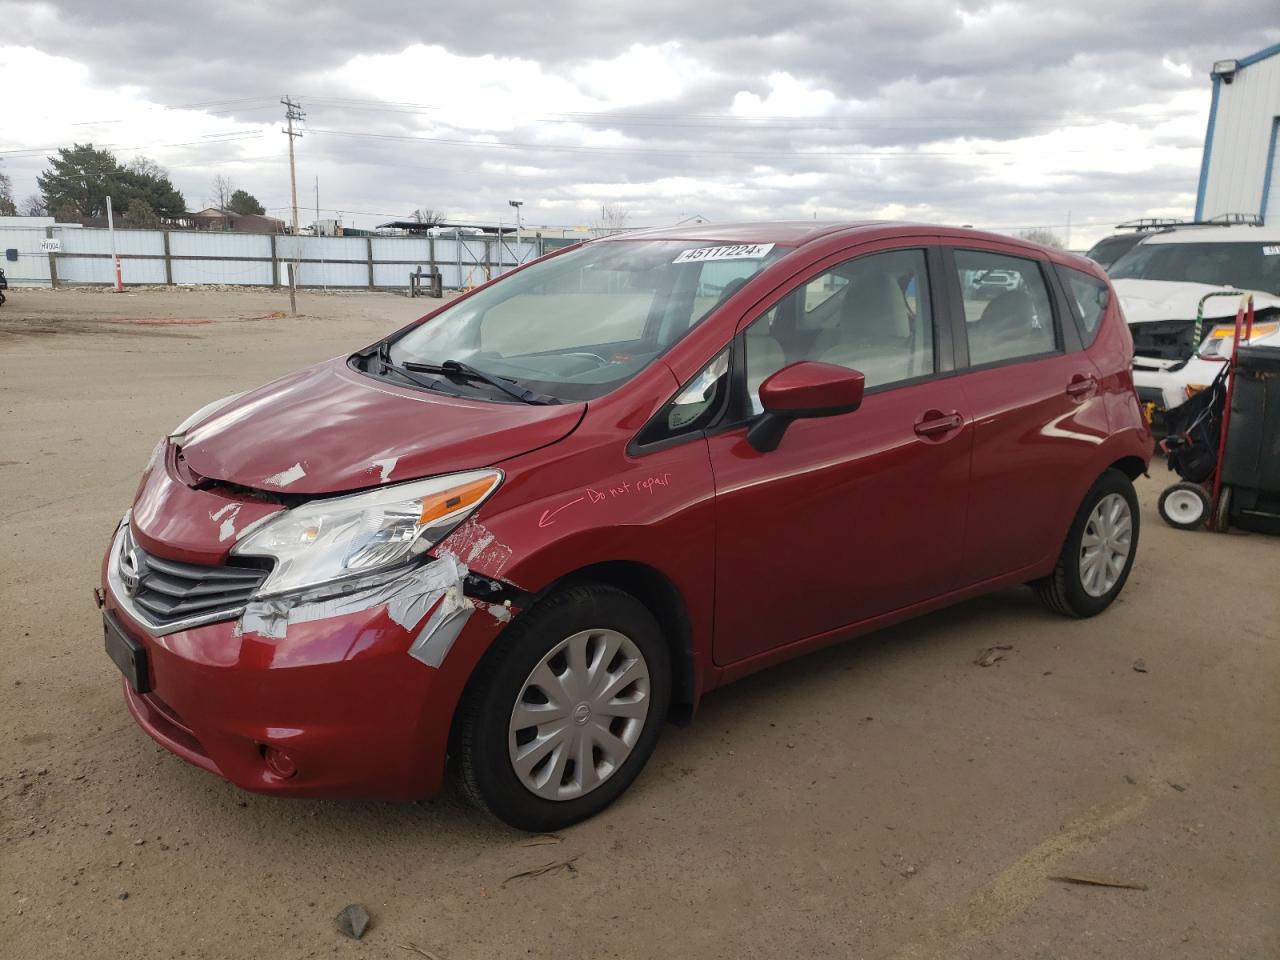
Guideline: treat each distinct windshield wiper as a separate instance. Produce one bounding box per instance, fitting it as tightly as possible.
[371,341,451,394]
[403,358,556,405]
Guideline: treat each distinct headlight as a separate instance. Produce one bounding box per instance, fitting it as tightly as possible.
[231,470,502,598]
[170,391,247,438]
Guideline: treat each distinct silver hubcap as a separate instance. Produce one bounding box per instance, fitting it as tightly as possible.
[1165,489,1204,523]
[508,628,650,801]
[1080,493,1133,597]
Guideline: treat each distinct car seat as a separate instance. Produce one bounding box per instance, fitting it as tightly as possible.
[815,273,913,384]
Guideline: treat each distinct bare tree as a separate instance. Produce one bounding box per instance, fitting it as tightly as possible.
[0,169,14,216]
[211,174,235,210]
[21,194,47,217]
[591,203,630,238]
[1017,228,1065,249]
[410,207,446,227]
[128,156,167,179]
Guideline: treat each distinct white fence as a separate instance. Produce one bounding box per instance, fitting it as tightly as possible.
[0,225,551,290]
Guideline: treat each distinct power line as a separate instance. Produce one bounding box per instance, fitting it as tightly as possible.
[302,125,1197,161]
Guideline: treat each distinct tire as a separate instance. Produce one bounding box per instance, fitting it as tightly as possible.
[1214,485,1232,533]
[1157,482,1210,530]
[1034,469,1140,618]
[456,584,671,831]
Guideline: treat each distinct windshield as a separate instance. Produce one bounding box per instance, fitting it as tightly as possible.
[1085,234,1142,268]
[1108,240,1280,294]
[386,239,788,401]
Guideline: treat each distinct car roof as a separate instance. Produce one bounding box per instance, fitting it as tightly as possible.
[603,220,1073,256]
[1137,224,1280,244]
[607,220,884,246]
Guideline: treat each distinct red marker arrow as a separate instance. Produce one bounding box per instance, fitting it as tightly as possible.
[538,496,585,529]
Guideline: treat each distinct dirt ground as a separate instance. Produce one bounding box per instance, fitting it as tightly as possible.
[1,287,1277,960]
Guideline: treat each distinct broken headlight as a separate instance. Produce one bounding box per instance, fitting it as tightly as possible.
[231,470,502,598]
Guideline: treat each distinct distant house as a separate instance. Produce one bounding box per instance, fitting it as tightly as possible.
[376,220,517,237]
[187,207,287,233]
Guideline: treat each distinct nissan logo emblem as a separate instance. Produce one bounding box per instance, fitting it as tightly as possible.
[120,546,142,596]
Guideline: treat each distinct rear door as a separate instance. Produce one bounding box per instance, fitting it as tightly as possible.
[707,240,973,666]
[942,243,1111,583]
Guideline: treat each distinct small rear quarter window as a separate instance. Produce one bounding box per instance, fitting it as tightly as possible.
[1061,267,1110,339]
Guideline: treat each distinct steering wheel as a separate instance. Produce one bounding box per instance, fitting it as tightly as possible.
[563,351,610,364]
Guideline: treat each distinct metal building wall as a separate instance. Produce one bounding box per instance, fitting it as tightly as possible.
[1198,48,1280,221]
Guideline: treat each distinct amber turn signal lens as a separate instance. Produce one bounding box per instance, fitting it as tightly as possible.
[419,476,496,526]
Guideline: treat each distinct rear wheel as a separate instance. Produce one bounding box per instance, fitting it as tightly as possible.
[1035,469,1140,618]
[1214,485,1232,533]
[456,584,670,831]
[1157,482,1210,530]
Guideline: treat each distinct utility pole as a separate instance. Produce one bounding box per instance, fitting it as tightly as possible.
[106,195,122,293]
[314,176,320,234]
[282,95,305,314]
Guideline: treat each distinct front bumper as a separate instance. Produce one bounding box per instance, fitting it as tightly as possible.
[1132,356,1227,420]
[101,558,507,801]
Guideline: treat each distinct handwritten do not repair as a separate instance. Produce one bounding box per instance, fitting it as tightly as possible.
[589,472,672,503]
[538,473,674,528]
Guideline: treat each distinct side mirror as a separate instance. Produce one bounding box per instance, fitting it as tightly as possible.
[747,361,865,452]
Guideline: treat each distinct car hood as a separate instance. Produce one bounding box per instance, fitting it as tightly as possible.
[1114,279,1280,325]
[178,357,585,495]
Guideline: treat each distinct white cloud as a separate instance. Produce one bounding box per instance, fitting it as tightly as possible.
[732,72,838,118]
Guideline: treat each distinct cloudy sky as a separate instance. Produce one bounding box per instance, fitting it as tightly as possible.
[2,1,1277,247]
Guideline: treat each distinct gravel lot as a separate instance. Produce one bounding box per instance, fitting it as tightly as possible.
[1,288,1277,959]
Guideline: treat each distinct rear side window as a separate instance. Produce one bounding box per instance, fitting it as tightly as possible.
[1060,267,1110,340]
[953,250,1057,366]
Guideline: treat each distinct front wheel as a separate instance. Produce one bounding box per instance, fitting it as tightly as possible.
[1034,469,1140,618]
[456,584,670,831]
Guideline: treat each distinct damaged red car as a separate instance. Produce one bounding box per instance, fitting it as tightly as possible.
[100,222,1152,830]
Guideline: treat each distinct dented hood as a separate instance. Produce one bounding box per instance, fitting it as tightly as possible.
[1114,279,1280,325]
[179,357,585,495]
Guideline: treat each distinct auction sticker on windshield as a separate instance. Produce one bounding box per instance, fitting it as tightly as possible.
[673,243,775,264]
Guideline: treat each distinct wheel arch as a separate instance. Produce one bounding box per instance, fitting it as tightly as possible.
[1107,455,1148,482]
[550,560,698,723]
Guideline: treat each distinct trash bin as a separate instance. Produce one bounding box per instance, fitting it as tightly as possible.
[1220,344,1280,533]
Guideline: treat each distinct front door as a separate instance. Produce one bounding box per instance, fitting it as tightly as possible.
[708,244,973,666]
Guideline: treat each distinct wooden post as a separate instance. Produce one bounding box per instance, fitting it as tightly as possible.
[270,234,280,289]
[162,231,173,285]
[366,236,374,290]
[45,225,59,288]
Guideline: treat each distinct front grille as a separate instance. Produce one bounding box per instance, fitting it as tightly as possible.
[1136,386,1165,407]
[1131,319,1205,361]
[119,526,268,626]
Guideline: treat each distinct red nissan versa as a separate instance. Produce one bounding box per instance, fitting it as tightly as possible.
[99,222,1152,830]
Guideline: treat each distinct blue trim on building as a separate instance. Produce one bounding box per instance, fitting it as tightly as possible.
[1260,117,1280,223]
[1238,41,1280,69]
[1195,75,1222,221]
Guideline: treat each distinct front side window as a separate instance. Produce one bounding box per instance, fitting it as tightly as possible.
[743,248,935,412]
[388,240,787,401]
[954,250,1057,365]
[1108,240,1280,294]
